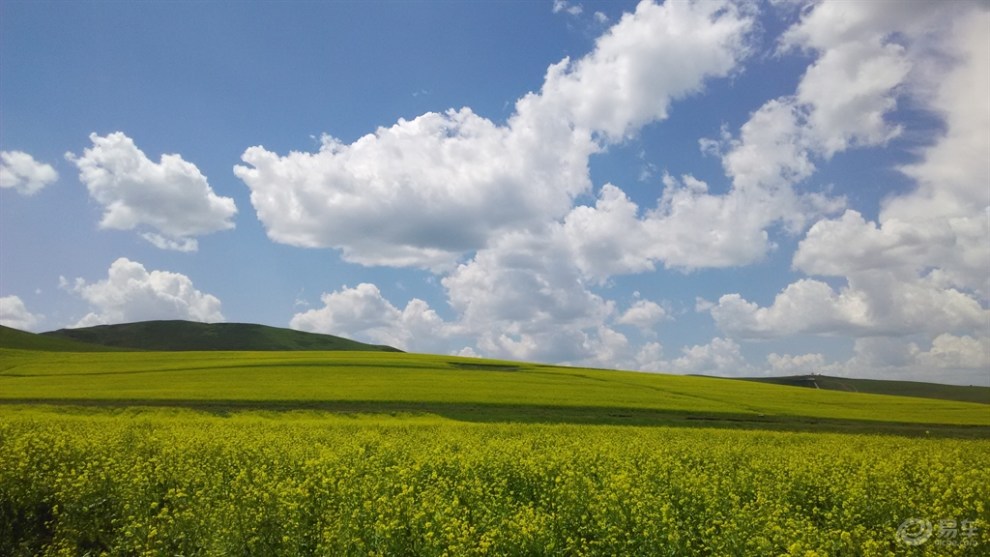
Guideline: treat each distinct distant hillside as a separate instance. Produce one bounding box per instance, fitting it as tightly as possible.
[740,374,989,405]
[40,320,402,353]
[0,325,127,352]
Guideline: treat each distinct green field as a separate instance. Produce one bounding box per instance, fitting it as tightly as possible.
[2,336,989,555]
[2,348,988,433]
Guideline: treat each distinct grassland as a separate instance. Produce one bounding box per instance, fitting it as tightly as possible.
[2,338,989,555]
[2,349,988,434]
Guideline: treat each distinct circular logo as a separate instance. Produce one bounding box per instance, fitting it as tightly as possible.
[897,518,934,546]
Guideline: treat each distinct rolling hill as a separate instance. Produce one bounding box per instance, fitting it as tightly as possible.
[738,374,989,405]
[1,320,985,435]
[36,320,402,352]
[1,348,987,436]
[0,325,127,352]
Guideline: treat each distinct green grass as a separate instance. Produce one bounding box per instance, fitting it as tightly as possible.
[37,320,402,352]
[2,348,987,434]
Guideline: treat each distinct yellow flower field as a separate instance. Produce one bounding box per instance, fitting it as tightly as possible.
[1,407,987,556]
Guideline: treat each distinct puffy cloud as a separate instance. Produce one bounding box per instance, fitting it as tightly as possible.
[712,274,987,339]
[0,151,58,195]
[766,352,826,376]
[712,5,990,343]
[67,132,237,252]
[913,334,990,372]
[670,0,960,269]
[289,283,453,352]
[828,335,990,386]
[63,257,224,327]
[562,0,943,276]
[0,295,43,331]
[441,229,617,363]
[616,299,667,330]
[236,109,594,270]
[235,0,753,270]
[667,337,748,375]
[714,0,972,183]
[536,0,753,142]
[562,174,842,275]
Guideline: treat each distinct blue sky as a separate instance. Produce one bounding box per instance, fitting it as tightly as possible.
[2,0,987,385]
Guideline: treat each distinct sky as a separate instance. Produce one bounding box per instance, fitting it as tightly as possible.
[1,0,987,386]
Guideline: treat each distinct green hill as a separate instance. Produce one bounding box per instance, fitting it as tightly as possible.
[1,349,987,436]
[39,320,402,352]
[739,374,989,405]
[0,325,127,352]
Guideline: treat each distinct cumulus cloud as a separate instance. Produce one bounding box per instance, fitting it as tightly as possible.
[236,109,594,269]
[536,0,753,142]
[559,0,945,276]
[705,4,990,386]
[235,0,754,270]
[290,283,453,352]
[715,0,950,182]
[766,352,826,376]
[666,337,748,375]
[0,151,58,195]
[658,0,964,270]
[561,172,843,276]
[823,335,990,386]
[67,132,237,252]
[616,299,667,330]
[63,258,224,327]
[913,334,990,372]
[441,229,617,363]
[711,6,990,341]
[0,295,43,331]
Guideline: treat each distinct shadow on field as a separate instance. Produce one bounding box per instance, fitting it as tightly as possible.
[1,398,987,439]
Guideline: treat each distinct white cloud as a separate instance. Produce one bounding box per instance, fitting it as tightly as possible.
[441,229,616,363]
[667,337,748,375]
[824,335,990,386]
[0,295,43,331]
[913,334,990,372]
[552,0,582,16]
[67,132,237,252]
[290,283,453,352]
[617,299,667,329]
[706,5,990,386]
[64,258,224,327]
[235,0,754,270]
[560,0,942,276]
[712,274,987,339]
[561,174,843,276]
[667,0,957,270]
[766,352,826,376]
[538,0,753,143]
[0,151,58,195]
[236,109,594,270]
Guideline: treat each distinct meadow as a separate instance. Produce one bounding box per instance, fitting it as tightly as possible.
[1,345,989,555]
[2,349,988,430]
